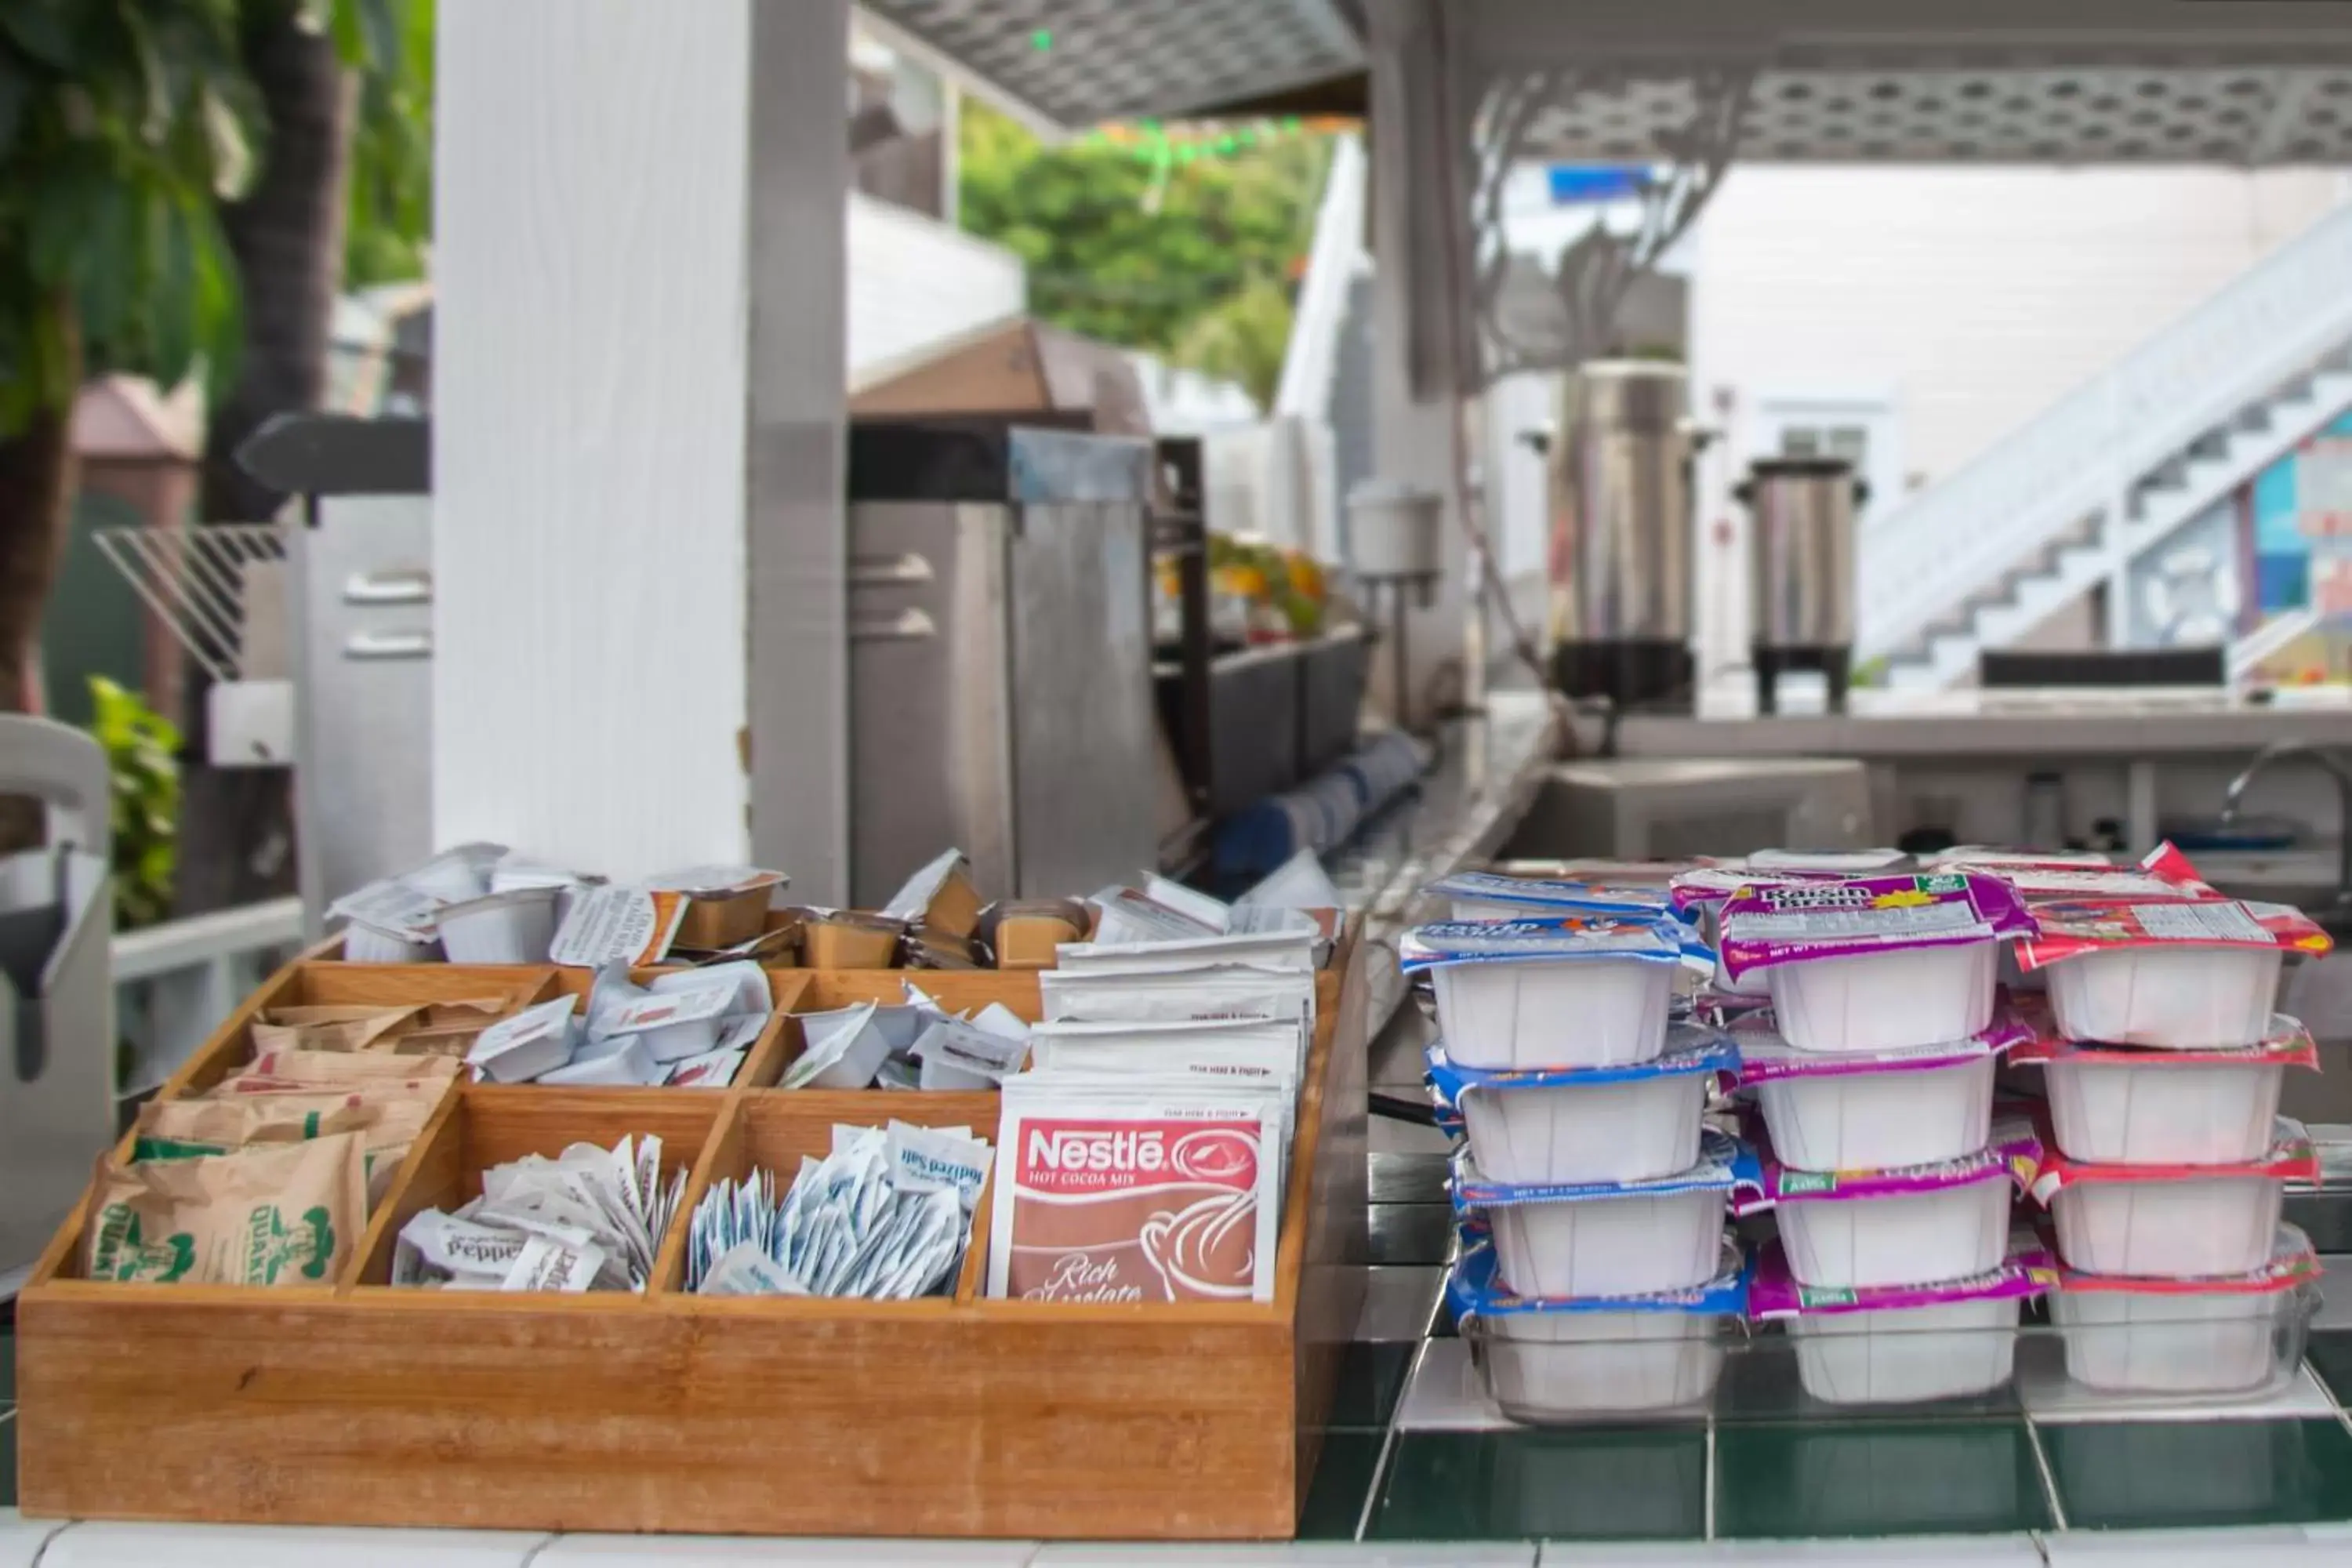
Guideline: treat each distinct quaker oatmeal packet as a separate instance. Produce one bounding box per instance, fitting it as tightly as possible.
[86,1132,368,1287]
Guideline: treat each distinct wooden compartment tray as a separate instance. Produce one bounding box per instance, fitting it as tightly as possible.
[18,954,1368,1539]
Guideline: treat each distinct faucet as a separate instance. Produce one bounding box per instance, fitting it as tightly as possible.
[2221,739,2352,909]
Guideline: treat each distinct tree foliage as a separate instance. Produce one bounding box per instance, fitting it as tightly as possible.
[343,0,429,288]
[0,0,260,433]
[958,102,1328,405]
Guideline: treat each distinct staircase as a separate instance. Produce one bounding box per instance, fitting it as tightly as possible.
[1857,199,2352,690]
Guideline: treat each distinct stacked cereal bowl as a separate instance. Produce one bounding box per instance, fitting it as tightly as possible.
[1403,909,1744,1419]
[1711,870,2049,1405]
[1994,848,2332,1398]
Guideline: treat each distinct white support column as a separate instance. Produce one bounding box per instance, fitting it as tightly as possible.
[1366,0,1470,730]
[432,0,850,895]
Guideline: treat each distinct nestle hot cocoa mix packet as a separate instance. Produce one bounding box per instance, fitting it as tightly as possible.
[987,1082,1284,1304]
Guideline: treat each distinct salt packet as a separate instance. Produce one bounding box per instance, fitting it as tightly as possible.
[686,1122,987,1298]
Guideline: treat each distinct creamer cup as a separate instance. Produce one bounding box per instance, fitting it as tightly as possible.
[539,1038,660,1087]
[343,917,439,964]
[786,1003,890,1090]
[436,886,561,964]
[465,997,581,1083]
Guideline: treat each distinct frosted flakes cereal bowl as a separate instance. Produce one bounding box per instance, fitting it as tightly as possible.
[1425,1028,1733,1186]
[1401,916,1709,1071]
[1454,1131,1748,1300]
[1449,1240,1745,1423]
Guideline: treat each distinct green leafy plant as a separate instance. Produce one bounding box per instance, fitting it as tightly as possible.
[89,674,180,929]
[958,100,1328,359]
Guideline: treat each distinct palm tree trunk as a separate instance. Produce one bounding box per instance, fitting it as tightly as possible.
[179,7,356,915]
[0,293,83,853]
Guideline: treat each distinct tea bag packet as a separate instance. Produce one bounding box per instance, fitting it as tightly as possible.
[686,1122,989,1298]
[396,1134,684,1292]
[88,1132,368,1287]
[909,1016,1029,1091]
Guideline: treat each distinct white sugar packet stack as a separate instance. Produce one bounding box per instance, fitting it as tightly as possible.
[393,1134,687,1292]
[687,1120,992,1299]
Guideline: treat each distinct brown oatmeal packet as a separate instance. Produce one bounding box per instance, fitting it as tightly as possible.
[85,1133,368,1287]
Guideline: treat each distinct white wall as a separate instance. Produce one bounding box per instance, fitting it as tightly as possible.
[1689,165,2343,673]
[844,190,1025,378]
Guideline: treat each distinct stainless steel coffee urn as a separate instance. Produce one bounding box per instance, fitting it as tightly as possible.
[1739,457,1866,714]
[1548,361,1698,710]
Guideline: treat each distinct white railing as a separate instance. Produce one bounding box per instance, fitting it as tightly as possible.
[113,895,305,1100]
[1857,199,2352,661]
[1275,132,1368,420]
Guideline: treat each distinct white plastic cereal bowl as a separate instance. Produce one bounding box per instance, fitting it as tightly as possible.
[1472,1311,1726,1421]
[2042,1057,2285,1167]
[1432,957,1674,1071]
[1788,1298,2020,1406]
[2044,946,2281,1049]
[1779,1181,2011,1291]
[2053,1287,2303,1396]
[2049,1175,2282,1278]
[1755,1055,1995,1174]
[1488,1189,1723,1300]
[1766,941,1995,1054]
[1461,1074,1709,1187]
